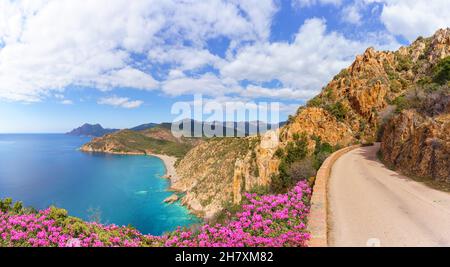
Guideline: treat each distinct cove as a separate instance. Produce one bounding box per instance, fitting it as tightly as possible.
[0,134,200,235]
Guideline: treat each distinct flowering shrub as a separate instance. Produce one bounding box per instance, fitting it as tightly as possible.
[0,181,311,247]
[162,181,311,247]
[0,206,155,247]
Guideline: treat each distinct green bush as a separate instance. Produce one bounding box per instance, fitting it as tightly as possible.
[396,55,413,72]
[287,158,317,182]
[272,134,309,192]
[48,206,68,220]
[0,198,13,212]
[391,95,410,113]
[249,185,271,195]
[12,201,23,214]
[212,201,243,225]
[433,56,450,85]
[325,102,347,122]
[306,96,324,108]
[271,134,339,193]
[312,136,334,170]
[333,68,349,80]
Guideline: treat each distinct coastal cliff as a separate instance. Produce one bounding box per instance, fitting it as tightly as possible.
[172,138,256,218]
[80,127,200,158]
[79,28,450,219]
[173,28,450,218]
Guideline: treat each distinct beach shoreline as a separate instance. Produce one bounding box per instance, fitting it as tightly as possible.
[148,153,181,185]
[80,148,181,185]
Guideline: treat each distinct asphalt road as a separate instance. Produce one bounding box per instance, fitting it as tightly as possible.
[328,144,450,247]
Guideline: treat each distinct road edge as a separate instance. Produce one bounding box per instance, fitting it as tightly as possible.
[306,144,361,247]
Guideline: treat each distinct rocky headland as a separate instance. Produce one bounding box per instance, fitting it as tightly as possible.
[79,28,450,219]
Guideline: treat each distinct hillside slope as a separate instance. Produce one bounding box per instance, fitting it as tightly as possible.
[379,29,450,184]
[80,127,198,158]
[175,28,450,218]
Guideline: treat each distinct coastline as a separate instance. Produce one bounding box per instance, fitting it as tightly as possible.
[147,153,181,185]
[80,148,181,184]
[79,148,200,215]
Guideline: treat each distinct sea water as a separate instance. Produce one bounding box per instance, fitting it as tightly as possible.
[0,134,199,235]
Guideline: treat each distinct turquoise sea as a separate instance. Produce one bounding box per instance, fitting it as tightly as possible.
[0,134,199,235]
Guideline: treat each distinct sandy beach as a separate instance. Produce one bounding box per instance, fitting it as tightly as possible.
[148,153,181,184]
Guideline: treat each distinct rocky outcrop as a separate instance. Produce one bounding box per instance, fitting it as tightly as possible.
[78,28,450,218]
[379,28,450,183]
[281,108,355,151]
[173,138,255,218]
[232,130,281,204]
[380,110,449,182]
[163,194,179,204]
[172,28,450,218]
[173,131,283,218]
[80,128,197,158]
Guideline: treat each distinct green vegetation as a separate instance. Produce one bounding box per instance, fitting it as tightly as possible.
[432,56,450,85]
[211,201,243,225]
[307,96,348,122]
[331,68,350,82]
[311,135,335,170]
[272,134,338,193]
[396,54,414,72]
[390,95,411,113]
[0,198,38,215]
[306,96,325,108]
[388,56,450,115]
[248,184,271,195]
[86,130,194,158]
[272,133,309,192]
[325,102,348,122]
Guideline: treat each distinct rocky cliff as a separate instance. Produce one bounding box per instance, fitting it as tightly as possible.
[173,28,450,218]
[379,28,450,183]
[78,29,450,218]
[380,110,449,182]
[172,137,258,218]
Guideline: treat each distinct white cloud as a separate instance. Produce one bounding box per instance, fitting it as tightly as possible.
[242,85,316,100]
[91,67,159,90]
[231,0,279,41]
[292,0,342,8]
[61,99,73,105]
[341,4,362,25]
[98,96,143,109]
[221,18,399,100]
[0,0,277,102]
[379,0,450,42]
[148,47,224,71]
[162,73,241,97]
[0,0,417,107]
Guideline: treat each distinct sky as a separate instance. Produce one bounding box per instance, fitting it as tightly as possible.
[0,0,449,133]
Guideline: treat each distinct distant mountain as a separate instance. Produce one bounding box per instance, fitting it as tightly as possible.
[66,123,119,137]
[129,123,159,131]
[171,119,284,137]
[80,127,201,158]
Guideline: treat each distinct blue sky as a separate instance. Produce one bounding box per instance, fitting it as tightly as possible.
[0,0,449,133]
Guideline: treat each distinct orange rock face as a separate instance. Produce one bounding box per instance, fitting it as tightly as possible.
[381,111,449,182]
[172,28,450,217]
[281,107,354,149]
